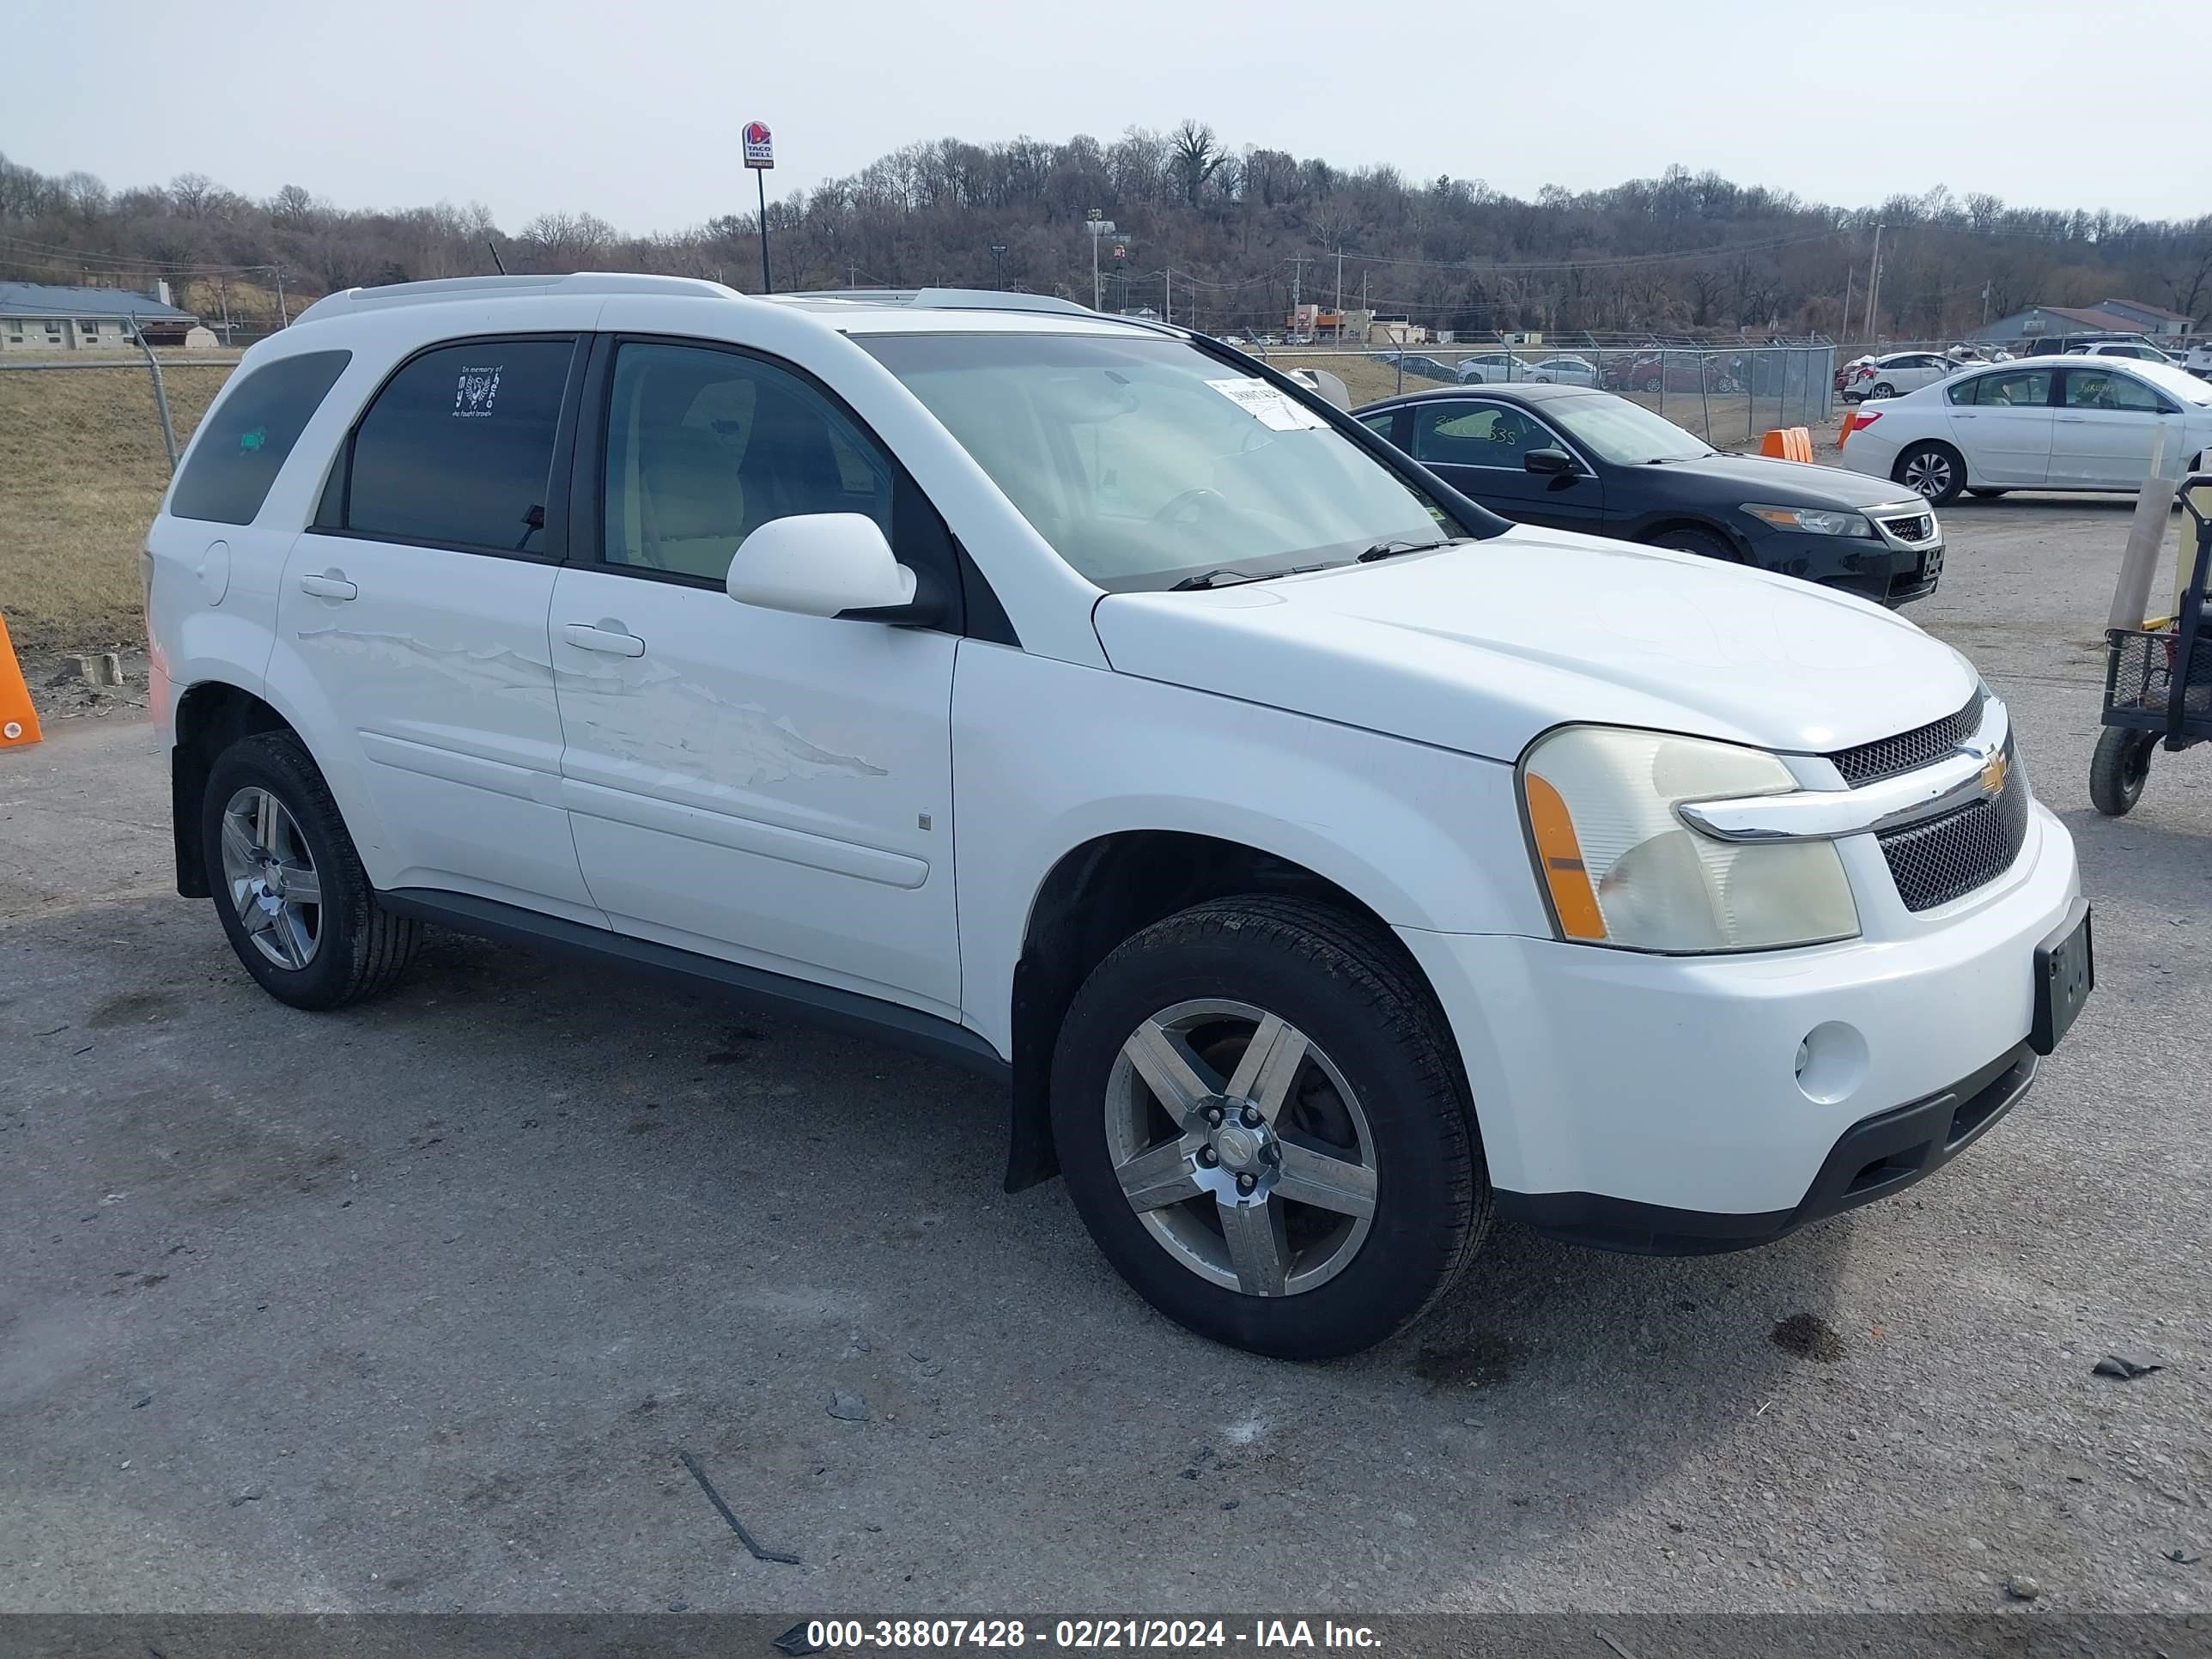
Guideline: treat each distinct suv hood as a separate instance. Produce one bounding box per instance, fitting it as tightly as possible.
[1091,526,1976,763]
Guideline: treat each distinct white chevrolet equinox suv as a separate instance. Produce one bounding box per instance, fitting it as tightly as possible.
[146,275,2094,1358]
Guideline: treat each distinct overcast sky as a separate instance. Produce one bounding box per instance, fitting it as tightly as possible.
[12,0,2210,230]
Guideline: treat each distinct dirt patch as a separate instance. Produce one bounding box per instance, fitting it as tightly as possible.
[88,989,179,1029]
[1412,1331,1524,1389]
[1771,1312,1847,1363]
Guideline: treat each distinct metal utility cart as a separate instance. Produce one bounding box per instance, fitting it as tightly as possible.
[2093,473,2212,816]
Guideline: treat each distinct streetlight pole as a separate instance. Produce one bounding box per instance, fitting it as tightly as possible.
[990,243,1007,290]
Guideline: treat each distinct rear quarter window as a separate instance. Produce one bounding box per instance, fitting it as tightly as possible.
[167,350,352,525]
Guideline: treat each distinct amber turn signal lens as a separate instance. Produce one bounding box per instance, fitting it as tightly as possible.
[1523,773,1607,940]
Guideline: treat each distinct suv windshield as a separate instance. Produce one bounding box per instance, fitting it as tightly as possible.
[1546,393,1714,465]
[859,331,1468,590]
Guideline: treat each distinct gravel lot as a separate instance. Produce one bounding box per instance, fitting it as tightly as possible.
[2,497,2207,1616]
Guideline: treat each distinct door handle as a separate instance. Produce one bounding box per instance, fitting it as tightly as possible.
[297,570,357,600]
[561,622,646,658]
[2056,415,2087,423]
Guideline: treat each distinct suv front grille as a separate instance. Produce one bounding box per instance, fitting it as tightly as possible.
[1829,690,1984,786]
[1875,740,2029,911]
[1878,512,1934,544]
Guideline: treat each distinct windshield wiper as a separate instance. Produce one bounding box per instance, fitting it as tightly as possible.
[1169,567,1271,591]
[1357,536,1461,562]
[1168,563,1328,591]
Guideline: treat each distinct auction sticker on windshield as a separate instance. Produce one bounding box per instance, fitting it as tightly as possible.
[1207,378,1328,432]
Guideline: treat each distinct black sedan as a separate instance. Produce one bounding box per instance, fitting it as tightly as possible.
[1354,384,1944,605]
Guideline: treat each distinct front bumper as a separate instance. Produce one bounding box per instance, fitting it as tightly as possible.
[1496,1043,2037,1253]
[1395,799,2081,1235]
[1751,524,1942,606]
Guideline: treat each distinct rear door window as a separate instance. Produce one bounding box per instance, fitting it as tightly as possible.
[168,349,351,525]
[1950,369,2051,407]
[342,338,575,553]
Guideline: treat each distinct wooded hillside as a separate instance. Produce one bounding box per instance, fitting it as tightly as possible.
[5,130,2208,340]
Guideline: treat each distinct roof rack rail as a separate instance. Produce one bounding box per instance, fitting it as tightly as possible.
[776,287,1103,319]
[292,272,737,325]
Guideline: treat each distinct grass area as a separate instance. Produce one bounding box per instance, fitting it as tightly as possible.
[0,364,233,653]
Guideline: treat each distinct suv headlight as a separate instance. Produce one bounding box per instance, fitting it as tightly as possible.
[1742,503,1875,538]
[1519,726,1860,953]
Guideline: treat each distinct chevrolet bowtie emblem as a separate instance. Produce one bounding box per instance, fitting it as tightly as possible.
[1980,748,2009,798]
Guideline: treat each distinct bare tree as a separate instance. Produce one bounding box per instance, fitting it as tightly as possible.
[1170,119,1224,207]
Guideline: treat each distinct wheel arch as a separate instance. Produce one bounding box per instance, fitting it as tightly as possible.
[170,679,303,897]
[1630,514,1753,562]
[1000,830,1464,1194]
[1889,434,1969,489]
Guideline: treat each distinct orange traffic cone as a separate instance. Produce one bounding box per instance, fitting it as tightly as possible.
[0,613,44,750]
[1759,428,1789,458]
[1838,408,1860,447]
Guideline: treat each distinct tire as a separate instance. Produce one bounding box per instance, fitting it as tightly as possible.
[1869,380,1896,399]
[2088,726,2156,817]
[1893,441,1966,506]
[1643,375,1663,393]
[1967,488,2009,499]
[201,731,420,1010]
[1049,896,1489,1360]
[1648,525,1738,563]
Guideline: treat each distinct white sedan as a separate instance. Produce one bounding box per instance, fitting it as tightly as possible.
[1840,357,2212,504]
[1528,354,1599,386]
[1842,351,1960,402]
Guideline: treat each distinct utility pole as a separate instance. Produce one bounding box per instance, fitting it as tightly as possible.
[1842,265,1854,346]
[1085,210,1114,311]
[1164,265,1171,326]
[272,265,289,327]
[1864,223,1884,349]
[990,243,1007,290]
[848,262,858,289]
[1334,247,1344,338]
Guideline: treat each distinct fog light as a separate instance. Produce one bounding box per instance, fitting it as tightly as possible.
[1795,1022,1868,1105]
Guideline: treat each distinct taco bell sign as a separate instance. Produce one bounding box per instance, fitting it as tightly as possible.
[742,121,775,170]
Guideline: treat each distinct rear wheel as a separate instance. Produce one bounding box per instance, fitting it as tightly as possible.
[1049,896,1488,1359]
[1869,380,1897,398]
[2089,726,2157,817]
[1894,442,1965,506]
[201,732,420,1010]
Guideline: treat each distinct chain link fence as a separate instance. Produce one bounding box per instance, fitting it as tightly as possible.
[1258,343,1836,449]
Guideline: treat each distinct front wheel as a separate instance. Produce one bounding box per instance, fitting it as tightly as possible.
[1049,896,1488,1359]
[1643,374,1662,393]
[2089,726,2157,817]
[1648,525,1738,563]
[1895,442,1965,506]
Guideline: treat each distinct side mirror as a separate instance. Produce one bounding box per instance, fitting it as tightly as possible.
[726,513,926,622]
[1524,447,1576,477]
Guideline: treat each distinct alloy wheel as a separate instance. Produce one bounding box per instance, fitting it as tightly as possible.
[1902,449,1954,500]
[218,786,324,969]
[1103,999,1378,1297]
